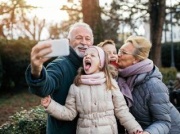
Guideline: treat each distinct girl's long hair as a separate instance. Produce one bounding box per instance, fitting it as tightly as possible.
[74,51,116,90]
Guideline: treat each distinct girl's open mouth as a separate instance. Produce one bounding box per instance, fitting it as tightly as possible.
[84,60,91,70]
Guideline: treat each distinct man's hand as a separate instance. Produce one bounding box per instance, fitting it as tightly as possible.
[30,42,52,78]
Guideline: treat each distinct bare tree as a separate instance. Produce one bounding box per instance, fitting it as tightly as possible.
[0,0,35,39]
[48,23,61,39]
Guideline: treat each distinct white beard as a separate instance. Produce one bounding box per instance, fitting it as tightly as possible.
[74,44,89,58]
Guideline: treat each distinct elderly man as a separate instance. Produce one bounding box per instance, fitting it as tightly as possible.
[25,22,94,134]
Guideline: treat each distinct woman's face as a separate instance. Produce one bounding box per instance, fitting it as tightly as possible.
[83,48,100,74]
[117,42,137,69]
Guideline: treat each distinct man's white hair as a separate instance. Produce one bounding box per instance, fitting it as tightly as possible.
[67,22,94,43]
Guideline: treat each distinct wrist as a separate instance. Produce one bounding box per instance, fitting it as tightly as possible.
[31,71,41,78]
[31,66,42,78]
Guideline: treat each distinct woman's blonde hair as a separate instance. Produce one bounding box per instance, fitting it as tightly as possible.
[74,49,116,90]
[125,36,152,61]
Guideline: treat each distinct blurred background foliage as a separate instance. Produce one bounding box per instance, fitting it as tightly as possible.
[0,38,36,91]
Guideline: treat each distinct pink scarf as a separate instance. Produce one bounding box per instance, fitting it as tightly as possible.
[81,72,106,85]
[118,59,154,107]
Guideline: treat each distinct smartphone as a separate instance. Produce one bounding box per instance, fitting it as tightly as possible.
[39,38,70,57]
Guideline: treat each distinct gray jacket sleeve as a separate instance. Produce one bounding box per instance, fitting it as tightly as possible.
[145,80,171,134]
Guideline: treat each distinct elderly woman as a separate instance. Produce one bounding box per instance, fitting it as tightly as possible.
[117,36,180,134]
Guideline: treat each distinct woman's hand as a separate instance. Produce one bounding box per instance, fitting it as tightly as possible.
[133,130,150,134]
[41,95,51,108]
[132,130,143,134]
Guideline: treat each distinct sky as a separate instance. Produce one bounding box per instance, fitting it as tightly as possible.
[25,0,112,23]
[1,0,177,23]
[0,0,112,39]
[25,0,69,23]
[0,0,178,39]
[0,0,177,23]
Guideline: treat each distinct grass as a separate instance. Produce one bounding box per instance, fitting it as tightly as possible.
[0,89,41,126]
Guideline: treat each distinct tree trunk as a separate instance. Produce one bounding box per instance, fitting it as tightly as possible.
[82,0,104,44]
[149,0,166,67]
[0,25,6,38]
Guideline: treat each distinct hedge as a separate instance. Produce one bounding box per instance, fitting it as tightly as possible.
[0,38,36,90]
[161,42,180,71]
[0,106,46,134]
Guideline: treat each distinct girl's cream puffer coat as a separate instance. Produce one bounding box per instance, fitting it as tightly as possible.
[46,79,142,134]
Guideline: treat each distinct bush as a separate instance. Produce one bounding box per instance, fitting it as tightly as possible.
[0,106,47,134]
[0,38,53,91]
[0,57,2,88]
[161,42,180,71]
[160,67,177,86]
[0,38,36,90]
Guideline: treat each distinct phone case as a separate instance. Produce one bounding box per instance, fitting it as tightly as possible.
[44,38,70,57]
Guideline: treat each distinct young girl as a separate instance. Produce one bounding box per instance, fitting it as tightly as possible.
[98,39,119,78]
[41,46,143,134]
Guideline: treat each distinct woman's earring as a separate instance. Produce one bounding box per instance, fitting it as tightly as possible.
[133,61,136,64]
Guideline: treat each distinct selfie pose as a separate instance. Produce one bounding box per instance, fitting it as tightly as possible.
[41,46,143,134]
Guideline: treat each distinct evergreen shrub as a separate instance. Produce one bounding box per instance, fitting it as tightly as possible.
[160,67,177,86]
[0,106,46,134]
